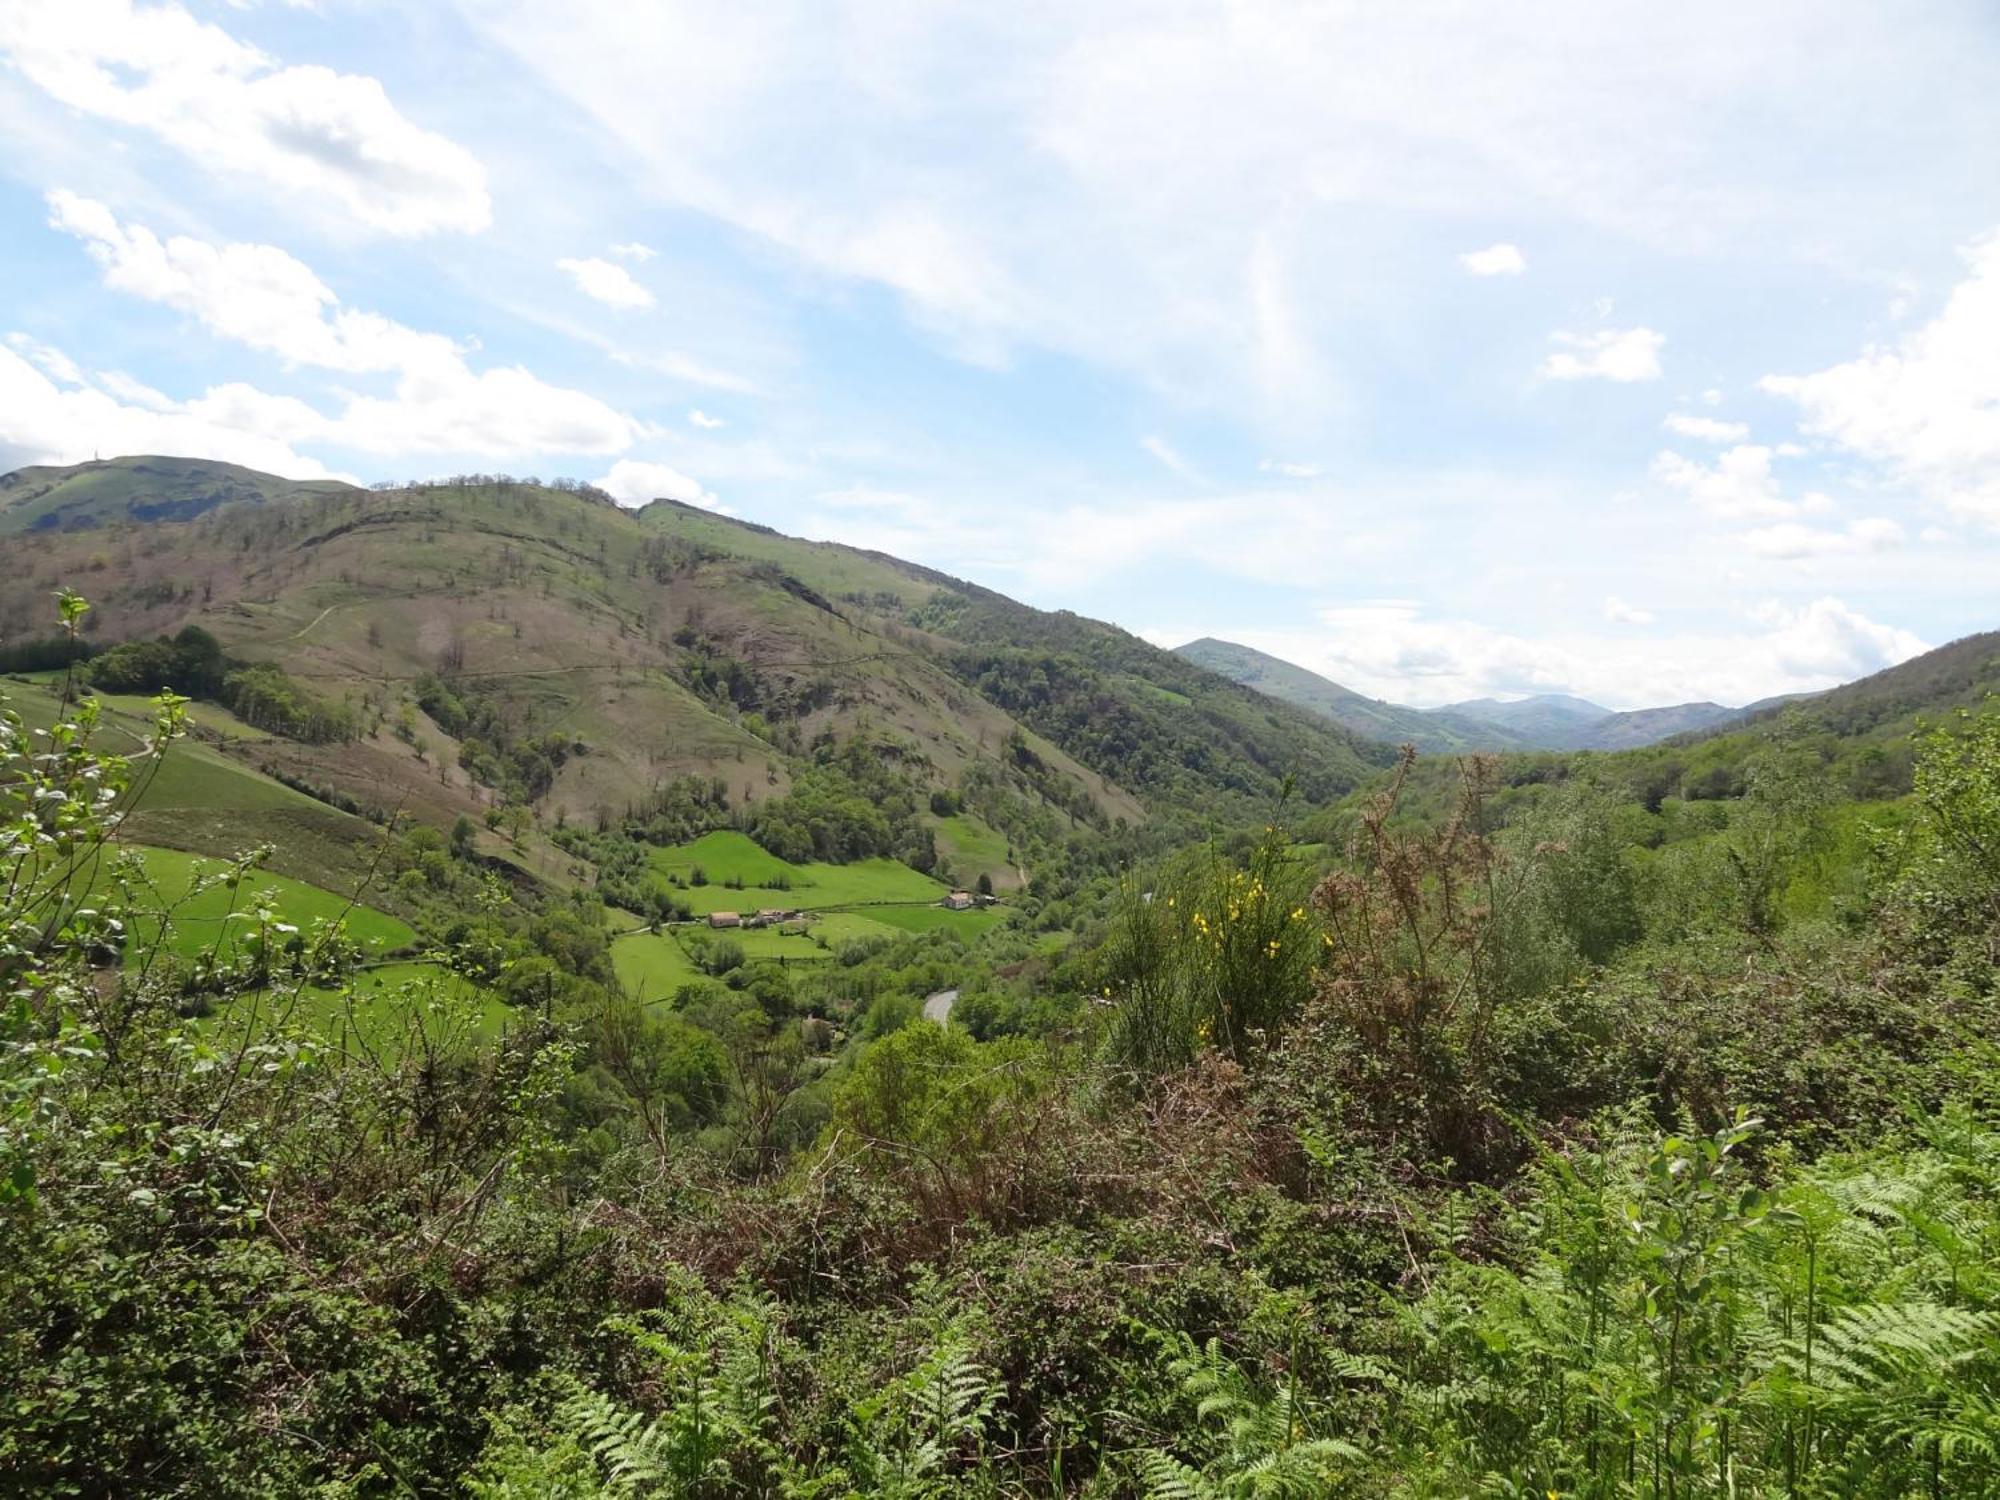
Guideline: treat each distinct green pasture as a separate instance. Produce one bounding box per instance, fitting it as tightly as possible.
[646,830,946,913]
[863,904,1009,937]
[932,813,1019,889]
[92,844,413,962]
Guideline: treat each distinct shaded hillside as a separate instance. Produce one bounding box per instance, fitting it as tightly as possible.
[0,454,355,534]
[1574,700,1744,750]
[895,591,1393,811]
[1173,637,1513,751]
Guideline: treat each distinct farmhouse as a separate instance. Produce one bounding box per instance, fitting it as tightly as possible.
[708,911,742,928]
[943,891,974,910]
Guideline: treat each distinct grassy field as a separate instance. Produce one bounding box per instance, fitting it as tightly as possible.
[211,962,518,1054]
[931,813,1019,891]
[646,831,947,914]
[95,845,413,962]
[864,904,1009,937]
[801,912,907,946]
[649,830,795,888]
[612,931,706,1002]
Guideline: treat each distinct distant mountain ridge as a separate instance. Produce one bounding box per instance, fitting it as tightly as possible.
[1439,693,1612,745]
[1177,637,1764,751]
[1172,637,1512,751]
[0,456,1393,859]
[0,455,355,534]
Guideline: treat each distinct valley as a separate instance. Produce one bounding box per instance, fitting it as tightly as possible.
[5,455,1998,1496]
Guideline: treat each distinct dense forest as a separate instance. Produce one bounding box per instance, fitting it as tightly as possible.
[4,583,2000,1496]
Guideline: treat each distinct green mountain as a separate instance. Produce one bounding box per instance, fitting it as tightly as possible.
[1177,638,1763,752]
[1573,700,1743,750]
[1725,629,2000,740]
[1441,692,1613,746]
[0,454,356,534]
[0,459,1393,882]
[1173,636,1520,750]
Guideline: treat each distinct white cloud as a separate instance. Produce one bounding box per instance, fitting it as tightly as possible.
[1603,595,1655,625]
[593,458,725,511]
[46,193,641,457]
[96,370,177,410]
[0,0,489,235]
[5,332,84,386]
[0,338,341,478]
[687,408,725,429]
[1541,327,1665,382]
[1141,435,1201,482]
[1459,242,1526,276]
[1739,516,1906,559]
[1745,596,1928,682]
[1260,458,1323,479]
[557,256,655,310]
[610,241,657,262]
[1663,413,1749,443]
[1763,228,2000,528]
[1653,443,1820,521]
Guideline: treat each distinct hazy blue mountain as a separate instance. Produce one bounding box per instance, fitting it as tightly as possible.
[1179,639,1805,753]
[1173,637,1526,751]
[1441,693,1613,746]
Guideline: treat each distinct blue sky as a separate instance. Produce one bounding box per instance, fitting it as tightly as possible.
[3,1,1998,709]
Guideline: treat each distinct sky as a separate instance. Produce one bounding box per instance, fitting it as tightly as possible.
[2,1,1998,710]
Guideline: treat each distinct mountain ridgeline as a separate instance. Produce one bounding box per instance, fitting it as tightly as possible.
[0,458,1392,878]
[1176,635,1758,750]
[0,453,356,534]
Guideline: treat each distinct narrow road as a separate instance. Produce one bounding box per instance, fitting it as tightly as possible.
[922,988,958,1025]
[292,604,338,640]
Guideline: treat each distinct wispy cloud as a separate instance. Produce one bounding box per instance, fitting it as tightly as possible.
[0,0,489,234]
[1141,435,1202,482]
[557,256,655,310]
[48,192,640,455]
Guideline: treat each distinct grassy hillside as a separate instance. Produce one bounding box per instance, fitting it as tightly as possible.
[0,463,1390,886]
[4,675,399,899]
[101,845,413,961]
[0,454,354,535]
